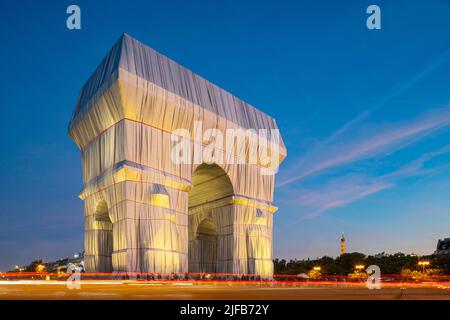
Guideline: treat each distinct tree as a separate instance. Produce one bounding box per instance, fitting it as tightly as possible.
[25,260,44,272]
[273,252,449,276]
[335,253,366,275]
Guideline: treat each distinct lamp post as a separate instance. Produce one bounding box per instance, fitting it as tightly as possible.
[418,260,430,273]
[309,266,322,280]
[354,265,365,272]
[36,264,45,273]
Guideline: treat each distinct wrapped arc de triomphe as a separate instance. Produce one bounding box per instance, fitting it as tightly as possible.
[68,34,286,278]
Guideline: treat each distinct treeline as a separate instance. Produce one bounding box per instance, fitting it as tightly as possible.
[274,252,450,275]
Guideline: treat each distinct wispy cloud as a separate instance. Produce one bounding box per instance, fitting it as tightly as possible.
[277,107,450,187]
[281,176,393,220]
[280,144,450,224]
[277,45,450,189]
[384,144,450,179]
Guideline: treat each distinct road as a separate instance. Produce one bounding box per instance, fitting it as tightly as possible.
[1,280,450,299]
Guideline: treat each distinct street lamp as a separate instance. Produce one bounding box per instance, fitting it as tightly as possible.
[354,265,365,271]
[36,264,45,273]
[418,260,430,272]
[313,266,321,271]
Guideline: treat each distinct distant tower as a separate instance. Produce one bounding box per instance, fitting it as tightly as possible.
[340,233,346,256]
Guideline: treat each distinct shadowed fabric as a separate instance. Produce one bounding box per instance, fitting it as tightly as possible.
[69,34,286,278]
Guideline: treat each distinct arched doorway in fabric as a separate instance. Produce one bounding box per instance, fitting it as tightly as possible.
[195,218,218,273]
[93,200,113,272]
[188,163,234,273]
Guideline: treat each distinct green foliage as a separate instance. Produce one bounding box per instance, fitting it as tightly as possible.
[273,258,308,274]
[24,260,44,272]
[433,254,450,274]
[273,252,441,275]
[336,252,366,273]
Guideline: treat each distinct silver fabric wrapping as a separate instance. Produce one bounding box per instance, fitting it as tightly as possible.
[69,34,286,278]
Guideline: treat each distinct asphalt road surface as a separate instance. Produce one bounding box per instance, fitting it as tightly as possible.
[1,280,450,300]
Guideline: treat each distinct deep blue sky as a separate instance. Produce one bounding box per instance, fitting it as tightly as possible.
[1,0,450,271]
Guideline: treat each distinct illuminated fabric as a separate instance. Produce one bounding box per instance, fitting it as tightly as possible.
[69,34,286,278]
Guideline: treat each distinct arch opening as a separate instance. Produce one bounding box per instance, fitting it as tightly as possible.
[188,163,234,273]
[94,200,111,223]
[195,218,218,273]
[93,200,113,272]
[188,163,234,208]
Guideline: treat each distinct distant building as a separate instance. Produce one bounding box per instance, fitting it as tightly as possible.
[45,252,85,273]
[340,233,346,256]
[373,251,389,259]
[13,265,25,272]
[435,238,450,255]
